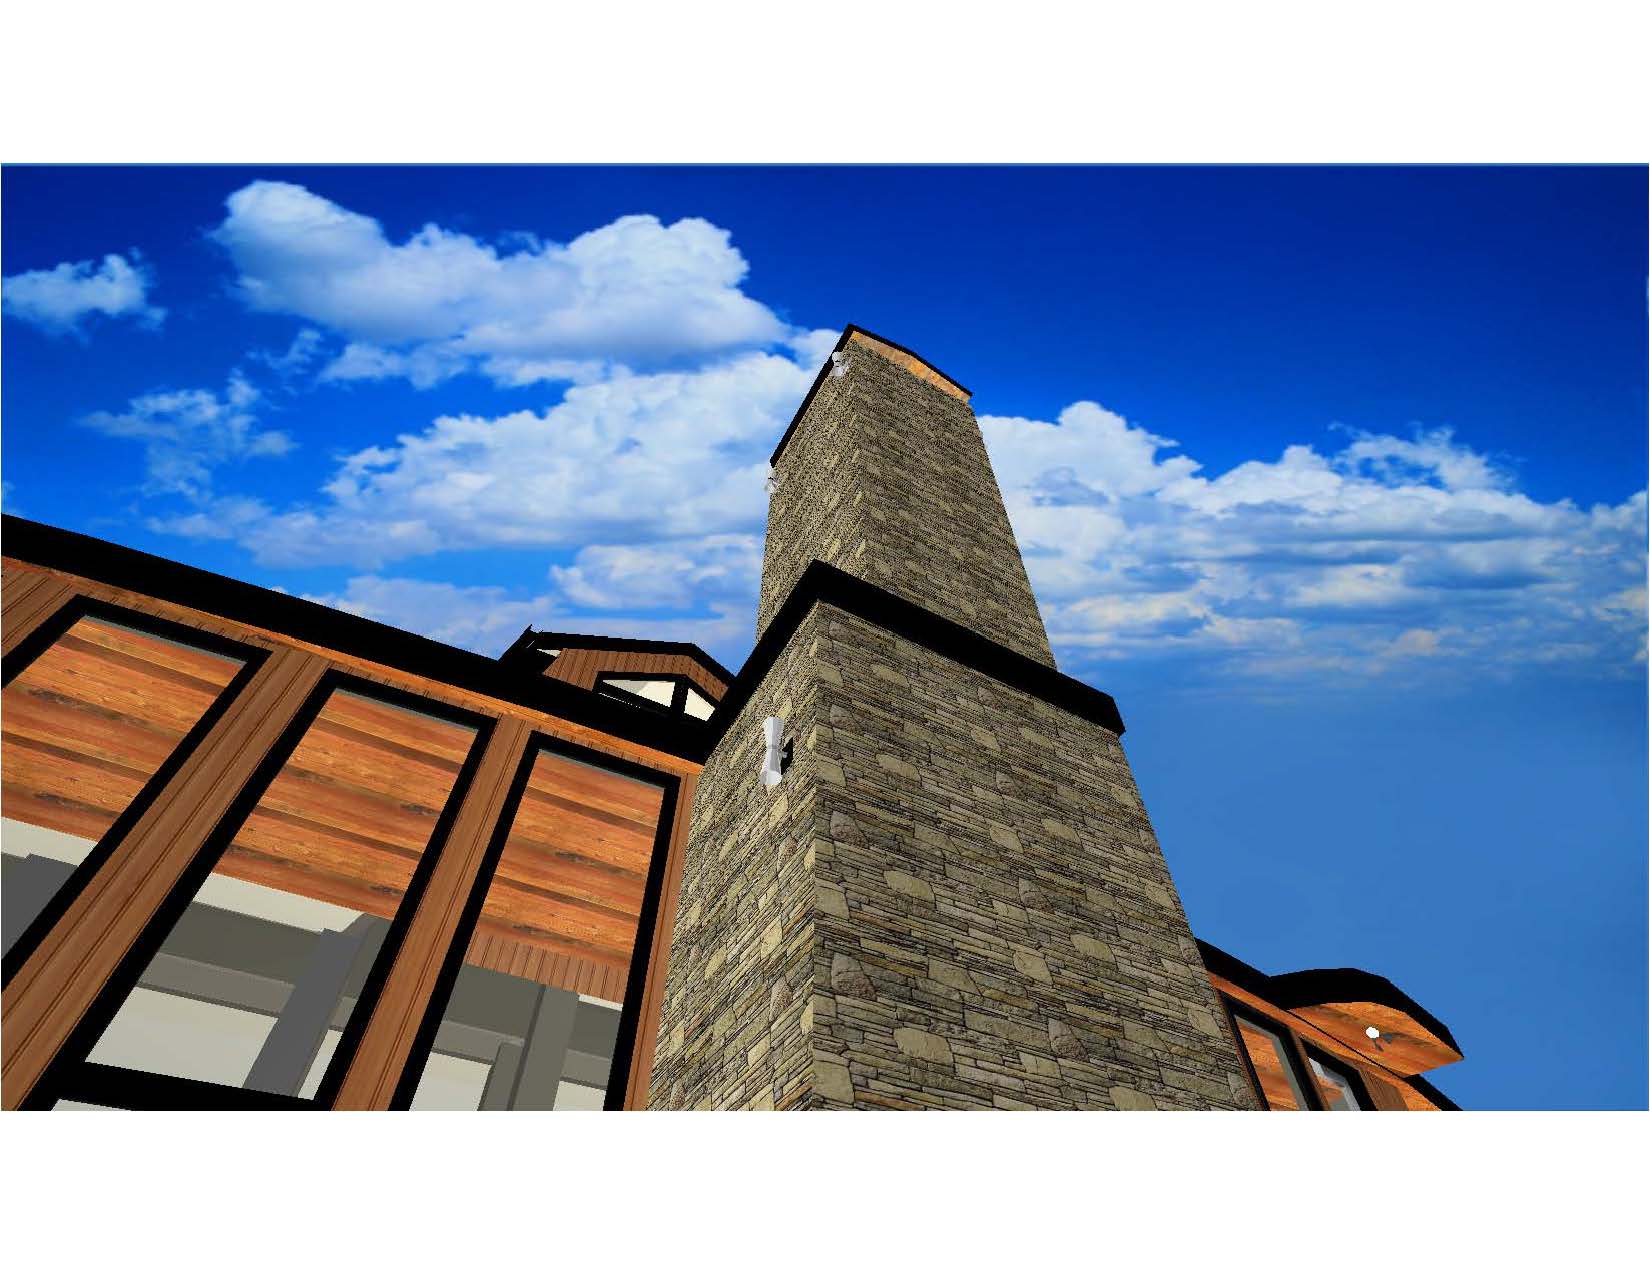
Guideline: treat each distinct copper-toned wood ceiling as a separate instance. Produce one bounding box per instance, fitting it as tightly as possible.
[214,689,478,919]
[463,748,664,1004]
[6,620,666,1007]
[2,616,245,844]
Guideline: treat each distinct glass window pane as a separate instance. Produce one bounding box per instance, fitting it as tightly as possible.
[85,688,477,1098]
[2,615,245,958]
[601,676,675,707]
[408,745,665,1110]
[1232,1013,1311,1110]
[683,686,716,720]
[1308,1054,1368,1110]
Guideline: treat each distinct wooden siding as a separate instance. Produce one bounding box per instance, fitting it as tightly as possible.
[1211,971,1446,1111]
[542,646,728,701]
[2,556,700,1110]
[1,565,78,660]
[3,615,245,845]
[210,688,478,918]
[2,558,699,781]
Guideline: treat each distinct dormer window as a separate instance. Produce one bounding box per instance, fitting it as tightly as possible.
[595,673,718,721]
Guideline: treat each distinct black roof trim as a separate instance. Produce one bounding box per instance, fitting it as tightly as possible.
[1197,939,1460,1059]
[768,324,973,467]
[704,558,1125,749]
[1,515,707,762]
[503,626,736,688]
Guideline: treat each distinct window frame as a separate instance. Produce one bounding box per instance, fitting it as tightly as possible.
[1219,995,1325,1111]
[593,671,719,720]
[388,729,681,1112]
[21,668,497,1111]
[1,595,271,986]
[1300,1041,1377,1111]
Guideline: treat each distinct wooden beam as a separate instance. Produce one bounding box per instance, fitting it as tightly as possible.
[2,643,329,1107]
[332,716,534,1110]
[1,565,77,661]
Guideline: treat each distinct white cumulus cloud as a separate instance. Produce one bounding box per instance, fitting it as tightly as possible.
[2,252,165,336]
[209,181,789,388]
[981,404,1648,681]
[82,373,293,500]
[159,345,823,569]
[303,572,752,661]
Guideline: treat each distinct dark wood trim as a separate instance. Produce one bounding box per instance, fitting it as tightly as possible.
[2,517,707,762]
[53,1062,312,1111]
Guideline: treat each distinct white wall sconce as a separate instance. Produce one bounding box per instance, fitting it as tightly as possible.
[829,351,851,378]
[760,716,791,788]
[764,465,779,495]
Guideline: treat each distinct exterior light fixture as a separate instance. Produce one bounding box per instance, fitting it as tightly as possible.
[764,465,779,495]
[1365,1025,1381,1039]
[829,351,851,378]
[760,716,787,788]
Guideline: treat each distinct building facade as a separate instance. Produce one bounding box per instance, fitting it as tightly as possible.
[0,326,1461,1110]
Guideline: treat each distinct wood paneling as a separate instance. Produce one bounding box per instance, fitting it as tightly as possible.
[1212,973,1445,1113]
[1,566,78,660]
[2,644,329,1108]
[3,616,245,845]
[1292,999,1462,1077]
[544,646,727,701]
[334,717,534,1110]
[2,557,704,1110]
[466,747,664,983]
[2,558,701,784]
[205,689,478,920]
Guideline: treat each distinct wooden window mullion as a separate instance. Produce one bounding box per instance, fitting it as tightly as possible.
[332,716,535,1109]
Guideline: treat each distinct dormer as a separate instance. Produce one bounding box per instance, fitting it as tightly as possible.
[498,628,733,722]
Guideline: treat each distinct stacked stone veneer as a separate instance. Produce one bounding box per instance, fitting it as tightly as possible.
[647,601,1255,1109]
[647,329,1253,1109]
[756,335,1054,667]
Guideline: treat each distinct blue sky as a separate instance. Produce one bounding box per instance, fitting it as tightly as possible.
[3,165,1644,1108]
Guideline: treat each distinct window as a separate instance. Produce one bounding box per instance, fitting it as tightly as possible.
[1306,1049,1372,1110]
[403,742,667,1110]
[1227,1006,1315,1110]
[594,673,718,721]
[597,675,676,711]
[2,608,251,966]
[54,682,485,1107]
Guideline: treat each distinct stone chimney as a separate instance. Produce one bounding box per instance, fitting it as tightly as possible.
[647,326,1253,1110]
